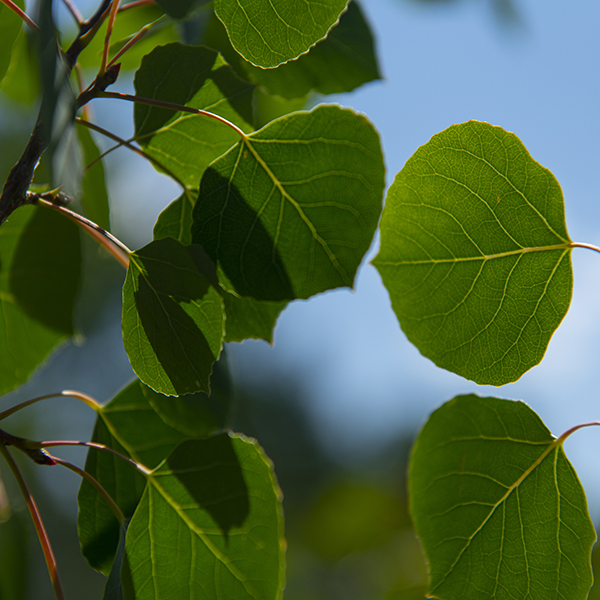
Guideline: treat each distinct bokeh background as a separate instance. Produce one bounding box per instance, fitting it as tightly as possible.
[1,0,600,598]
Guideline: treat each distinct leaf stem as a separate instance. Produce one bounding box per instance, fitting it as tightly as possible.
[47,455,125,522]
[39,440,152,476]
[0,391,101,421]
[118,0,155,11]
[107,20,153,67]
[99,0,121,76]
[0,444,64,600]
[569,241,600,255]
[35,197,131,268]
[99,91,247,138]
[0,0,40,31]
[557,420,600,445]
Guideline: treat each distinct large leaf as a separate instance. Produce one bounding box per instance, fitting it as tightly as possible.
[0,205,80,395]
[204,1,380,99]
[122,237,225,396]
[121,433,285,600]
[409,394,596,600]
[134,43,255,189]
[0,0,24,82]
[374,121,573,385]
[78,376,229,574]
[214,0,348,68]
[192,104,385,301]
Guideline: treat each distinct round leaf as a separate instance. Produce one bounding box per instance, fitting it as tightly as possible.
[374,121,573,385]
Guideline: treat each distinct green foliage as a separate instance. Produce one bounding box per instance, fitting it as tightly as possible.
[409,395,596,600]
[374,121,572,385]
[0,0,24,82]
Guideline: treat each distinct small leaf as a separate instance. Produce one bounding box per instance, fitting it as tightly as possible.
[153,190,196,246]
[214,0,348,68]
[134,43,254,189]
[122,237,225,396]
[0,0,24,82]
[78,376,228,573]
[192,104,385,301]
[374,121,573,385]
[121,433,285,600]
[409,394,596,600]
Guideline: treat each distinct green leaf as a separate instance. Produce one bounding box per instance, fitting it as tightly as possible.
[409,394,596,600]
[373,121,573,385]
[0,510,29,600]
[0,205,80,395]
[205,1,380,99]
[154,0,208,19]
[0,0,24,82]
[214,0,348,68]
[122,237,225,396]
[103,520,129,600]
[121,433,285,600]
[153,190,196,246]
[0,31,38,104]
[134,43,255,189]
[77,122,110,231]
[192,104,384,301]
[79,376,228,574]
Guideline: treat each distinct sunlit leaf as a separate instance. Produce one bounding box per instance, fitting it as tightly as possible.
[409,394,596,600]
[78,376,228,574]
[374,121,573,385]
[153,190,196,246]
[214,0,348,68]
[122,237,225,396]
[192,104,384,301]
[121,433,285,600]
[0,0,24,82]
[134,43,254,189]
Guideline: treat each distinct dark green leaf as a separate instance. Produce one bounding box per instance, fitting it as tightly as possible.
[205,1,380,99]
[79,376,228,573]
[153,190,196,246]
[0,0,24,82]
[374,121,573,385]
[122,237,225,396]
[409,394,596,600]
[0,510,29,600]
[134,43,255,189]
[214,0,348,68]
[121,434,285,600]
[77,122,110,231]
[154,0,207,19]
[103,520,129,600]
[192,104,384,301]
[0,205,80,395]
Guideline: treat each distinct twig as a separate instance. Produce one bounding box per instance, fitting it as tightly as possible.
[99,0,121,76]
[119,0,155,11]
[107,18,159,67]
[0,0,40,31]
[0,391,101,421]
[60,0,84,25]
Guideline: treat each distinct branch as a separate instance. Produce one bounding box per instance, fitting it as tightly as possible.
[0,0,39,31]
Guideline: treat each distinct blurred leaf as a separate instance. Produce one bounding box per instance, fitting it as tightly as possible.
[154,0,206,19]
[205,1,380,99]
[79,375,229,574]
[0,0,24,82]
[0,510,29,600]
[374,121,573,385]
[0,205,78,394]
[134,43,255,188]
[192,104,384,301]
[214,0,348,68]
[0,30,38,103]
[77,122,110,231]
[252,88,308,129]
[153,190,196,245]
[121,434,285,600]
[223,293,287,343]
[122,237,225,396]
[409,394,596,600]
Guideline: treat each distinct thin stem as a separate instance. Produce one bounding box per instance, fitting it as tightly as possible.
[0,445,64,600]
[557,420,600,445]
[99,90,247,138]
[39,441,152,476]
[0,391,101,421]
[36,197,131,268]
[99,0,121,76]
[48,455,125,522]
[119,0,155,11]
[0,0,40,31]
[60,0,84,25]
[569,241,600,255]
[76,116,188,189]
[107,18,156,67]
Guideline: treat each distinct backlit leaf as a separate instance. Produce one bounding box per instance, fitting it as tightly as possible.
[153,190,196,246]
[409,394,595,600]
[122,237,225,396]
[0,0,24,82]
[134,43,254,189]
[121,433,285,600]
[214,0,348,68]
[192,104,384,301]
[374,121,573,385]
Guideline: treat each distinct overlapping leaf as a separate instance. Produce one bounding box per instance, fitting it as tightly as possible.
[0,205,80,395]
[134,43,254,189]
[121,433,285,600]
[374,121,573,385]
[409,395,595,600]
[192,104,385,301]
[78,376,228,574]
[122,237,225,396]
[214,0,348,68]
[0,0,24,82]
[204,1,380,99]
